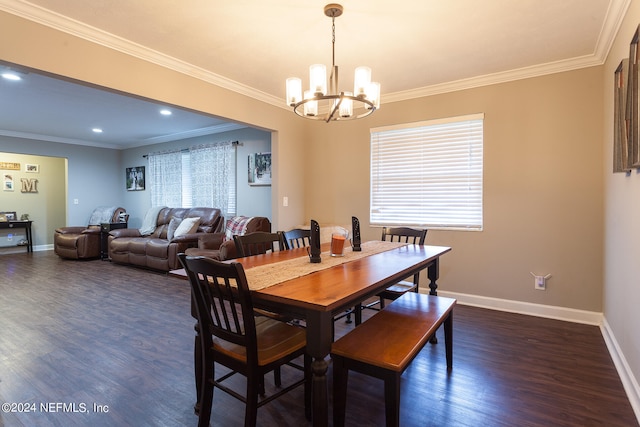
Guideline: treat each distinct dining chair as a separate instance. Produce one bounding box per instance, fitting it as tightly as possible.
[233,231,285,257]
[355,227,428,323]
[178,253,311,427]
[282,228,311,250]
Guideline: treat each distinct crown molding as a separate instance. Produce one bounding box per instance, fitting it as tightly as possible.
[0,128,125,149]
[140,123,247,145]
[0,0,631,109]
[0,123,247,150]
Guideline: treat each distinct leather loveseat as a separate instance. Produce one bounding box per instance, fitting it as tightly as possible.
[108,207,223,271]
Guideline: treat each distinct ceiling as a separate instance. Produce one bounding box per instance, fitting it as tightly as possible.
[0,0,630,150]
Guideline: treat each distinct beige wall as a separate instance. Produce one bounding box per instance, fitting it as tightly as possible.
[305,68,604,313]
[603,0,640,405]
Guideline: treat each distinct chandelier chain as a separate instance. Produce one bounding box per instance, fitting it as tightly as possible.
[331,16,336,68]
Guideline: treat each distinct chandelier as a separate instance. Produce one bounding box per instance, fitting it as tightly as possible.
[285,4,380,122]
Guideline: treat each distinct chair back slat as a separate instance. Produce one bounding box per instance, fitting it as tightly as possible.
[234,231,284,258]
[381,227,427,245]
[282,228,311,250]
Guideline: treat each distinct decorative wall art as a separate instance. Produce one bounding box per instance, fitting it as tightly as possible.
[615,24,640,172]
[25,164,39,173]
[614,58,631,172]
[3,174,14,191]
[0,162,20,170]
[248,152,272,186]
[20,178,38,193]
[126,166,145,191]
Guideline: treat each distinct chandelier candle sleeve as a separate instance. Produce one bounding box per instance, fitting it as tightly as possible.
[286,78,302,105]
[285,3,380,122]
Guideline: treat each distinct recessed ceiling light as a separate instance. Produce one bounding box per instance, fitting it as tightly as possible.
[160,109,172,116]
[1,72,22,81]
[92,128,103,133]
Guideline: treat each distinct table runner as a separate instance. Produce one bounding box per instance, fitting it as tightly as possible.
[244,241,406,291]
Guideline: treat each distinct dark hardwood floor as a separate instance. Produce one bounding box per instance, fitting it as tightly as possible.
[0,251,637,427]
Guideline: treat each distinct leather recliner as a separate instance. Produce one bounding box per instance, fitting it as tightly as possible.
[54,206,126,259]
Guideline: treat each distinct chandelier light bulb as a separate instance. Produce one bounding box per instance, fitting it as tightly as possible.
[340,93,353,118]
[286,77,302,106]
[354,66,371,97]
[309,64,327,95]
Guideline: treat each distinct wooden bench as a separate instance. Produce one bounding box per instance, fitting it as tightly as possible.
[331,292,456,427]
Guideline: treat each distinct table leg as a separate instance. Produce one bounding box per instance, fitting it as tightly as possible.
[427,258,440,343]
[311,357,329,426]
[427,258,440,296]
[304,310,333,427]
[27,223,33,252]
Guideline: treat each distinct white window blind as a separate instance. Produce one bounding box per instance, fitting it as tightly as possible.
[370,113,484,230]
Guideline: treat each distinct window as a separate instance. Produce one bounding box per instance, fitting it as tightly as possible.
[148,142,237,217]
[370,113,483,230]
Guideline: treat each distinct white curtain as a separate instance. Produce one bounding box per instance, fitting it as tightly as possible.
[148,151,182,207]
[190,142,235,217]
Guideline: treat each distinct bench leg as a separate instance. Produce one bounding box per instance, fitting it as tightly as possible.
[383,372,401,427]
[332,356,349,427]
[444,311,453,371]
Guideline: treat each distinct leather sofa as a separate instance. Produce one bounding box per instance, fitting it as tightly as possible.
[108,207,223,271]
[185,215,271,260]
[54,206,127,259]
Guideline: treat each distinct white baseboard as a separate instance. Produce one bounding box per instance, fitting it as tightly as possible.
[434,290,640,424]
[435,290,602,325]
[600,318,640,423]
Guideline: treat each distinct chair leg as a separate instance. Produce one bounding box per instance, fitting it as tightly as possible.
[245,376,259,427]
[379,296,386,309]
[304,354,312,421]
[354,304,362,326]
[193,325,202,415]
[198,359,214,427]
[332,356,349,427]
[274,366,282,387]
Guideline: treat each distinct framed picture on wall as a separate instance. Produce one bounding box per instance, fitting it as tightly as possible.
[126,166,145,191]
[248,152,271,186]
[25,164,39,173]
[3,174,14,191]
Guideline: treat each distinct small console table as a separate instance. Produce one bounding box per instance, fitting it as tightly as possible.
[100,222,127,260]
[0,220,33,252]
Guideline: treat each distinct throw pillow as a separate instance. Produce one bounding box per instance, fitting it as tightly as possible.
[166,217,181,241]
[174,216,201,238]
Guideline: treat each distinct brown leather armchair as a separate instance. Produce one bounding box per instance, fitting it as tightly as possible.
[54,206,126,259]
[185,215,271,260]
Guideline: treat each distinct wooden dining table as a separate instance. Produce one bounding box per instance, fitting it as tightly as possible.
[231,242,452,427]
